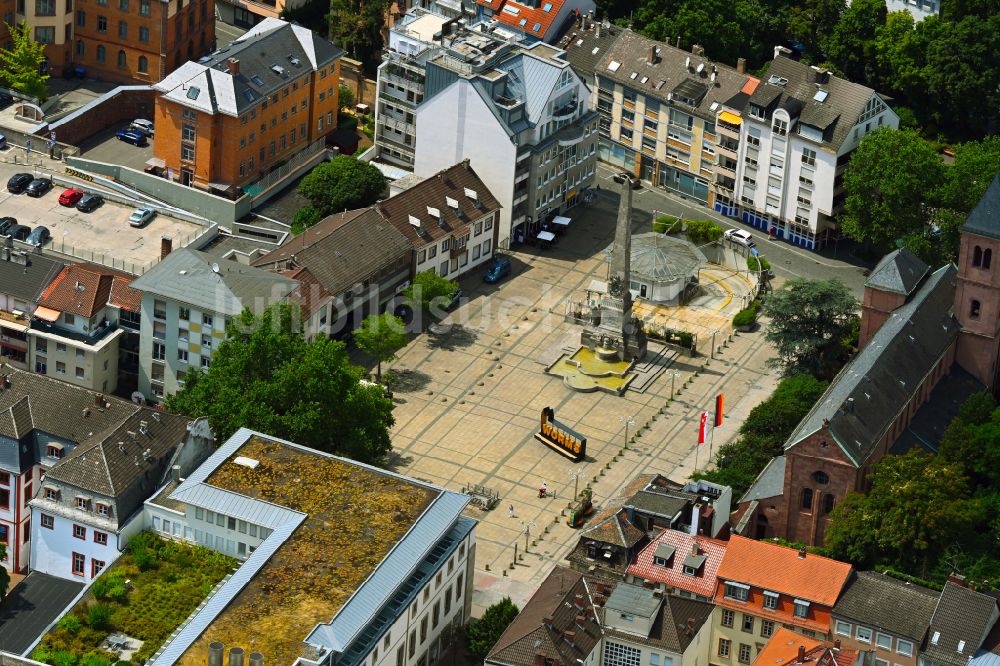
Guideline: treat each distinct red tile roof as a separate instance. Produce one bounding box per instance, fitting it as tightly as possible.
[476,0,504,11]
[716,536,852,606]
[628,531,727,599]
[754,628,860,666]
[38,265,115,318]
[77,264,141,313]
[492,0,568,40]
[282,266,330,319]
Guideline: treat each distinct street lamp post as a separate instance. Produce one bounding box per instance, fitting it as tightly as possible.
[521,520,536,552]
[711,329,719,359]
[569,470,584,499]
[618,414,635,448]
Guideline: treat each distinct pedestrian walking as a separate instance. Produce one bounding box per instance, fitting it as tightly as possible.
[508,503,515,518]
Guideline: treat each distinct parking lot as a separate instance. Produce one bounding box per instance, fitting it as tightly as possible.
[78,124,154,172]
[0,159,204,271]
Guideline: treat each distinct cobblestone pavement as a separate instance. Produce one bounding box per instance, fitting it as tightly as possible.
[384,192,782,615]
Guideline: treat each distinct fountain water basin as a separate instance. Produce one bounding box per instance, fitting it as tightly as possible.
[545,347,637,395]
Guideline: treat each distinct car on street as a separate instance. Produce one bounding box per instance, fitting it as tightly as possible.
[5,224,31,241]
[129,119,154,137]
[76,193,104,212]
[483,256,511,284]
[116,129,148,146]
[26,226,50,246]
[0,217,16,235]
[613,171,641,189]
[724,228,756,248]
[26,178,53,197]
[7,173,33,193]
[59,188,84,206]
[129,207,156,228]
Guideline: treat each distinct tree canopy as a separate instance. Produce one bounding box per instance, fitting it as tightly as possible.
[0,22,49,101]
[353,312,408,383]
[297,156,386,219]
[761,278,859,379]
[166,304,394,465]
[466,597,519,659]
[404,270,460,318]
[684,219,724,244]
[328,0,393,75]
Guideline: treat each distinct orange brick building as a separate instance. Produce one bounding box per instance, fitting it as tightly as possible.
[151,17,342,194]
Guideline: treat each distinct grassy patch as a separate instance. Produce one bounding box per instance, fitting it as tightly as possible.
[33,532,236,666]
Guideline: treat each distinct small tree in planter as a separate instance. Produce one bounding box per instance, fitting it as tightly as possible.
[733,307,758,331]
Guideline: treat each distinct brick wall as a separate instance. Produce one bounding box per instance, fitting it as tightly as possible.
[46,87,156,146]
[859,286,906,350]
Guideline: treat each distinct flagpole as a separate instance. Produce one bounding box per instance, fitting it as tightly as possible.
[708,423,715,466]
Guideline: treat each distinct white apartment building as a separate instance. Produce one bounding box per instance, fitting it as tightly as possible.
[881,0,939,21]
[733,51,899,251]
[130,248,297,401]
[138,428,476,666]
[415,38,598,248]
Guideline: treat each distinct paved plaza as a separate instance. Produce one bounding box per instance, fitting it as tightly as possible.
[385,191,782,613]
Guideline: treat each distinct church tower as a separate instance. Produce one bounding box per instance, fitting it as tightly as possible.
[955,174,1000,392]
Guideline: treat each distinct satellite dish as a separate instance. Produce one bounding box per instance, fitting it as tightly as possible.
[211,262,220,273]
[131,391,146,405]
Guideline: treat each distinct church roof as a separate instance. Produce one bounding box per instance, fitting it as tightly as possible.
[865,248,929,296]
[961,174,1000,241]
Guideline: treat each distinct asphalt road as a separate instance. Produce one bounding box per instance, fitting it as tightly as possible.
[595,163,872,297]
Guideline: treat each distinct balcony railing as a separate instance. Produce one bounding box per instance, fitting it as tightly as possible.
[551,100,578,120]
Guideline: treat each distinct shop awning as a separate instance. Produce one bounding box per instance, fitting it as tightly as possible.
[538,231,556,242]
[718,111,742,125]
[33,306,60,322]
[552,216,571,227]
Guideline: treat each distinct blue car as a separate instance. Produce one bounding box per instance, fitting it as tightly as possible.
[483,256,511,284]
[116,129,148,146]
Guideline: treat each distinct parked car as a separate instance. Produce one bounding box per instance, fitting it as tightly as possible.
[0,134,7,149]
[0,217,16,235]
[0,93,13,109]
[76,193,104,212]
[7,173,33,193]
[723,228,756,248]
[5,224,31,241]
[59,188,84,206]
[129,207,156,228]
[116,129,148,146]
[63,65,86,79]
[26,178,53,197]
[613,171,641,189]
[483,256,512,284]
[129,119,154,137]
[26,226,50,246]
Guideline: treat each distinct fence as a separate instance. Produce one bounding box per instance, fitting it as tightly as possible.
[244,138,329,204]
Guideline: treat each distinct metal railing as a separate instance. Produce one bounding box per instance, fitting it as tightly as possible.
[244,139,327,199]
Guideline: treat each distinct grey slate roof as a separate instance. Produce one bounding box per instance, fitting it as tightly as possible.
[606,582,662,617]
[739,455,786,503]
[865,248,929,296]
[629,233,707,282]
[0,251,64,303]
[785,264,959,466]
[0,572,85,654]
[747,56,881,150]
[922,582,999,666]
[131,248,298,315]
[832,571,939,641]
[625,489,688,519]
[602,595,714,655]
[557,21,624,83]
[961,174,1000,241]
[891,367,986,456]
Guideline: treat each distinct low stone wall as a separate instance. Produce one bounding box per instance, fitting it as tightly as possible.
[35,86,155,146]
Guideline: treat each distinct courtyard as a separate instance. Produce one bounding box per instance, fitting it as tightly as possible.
[384,190,782,612]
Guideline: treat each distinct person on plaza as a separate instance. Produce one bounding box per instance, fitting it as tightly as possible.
[508,503,515,518]
[538,482,548,498]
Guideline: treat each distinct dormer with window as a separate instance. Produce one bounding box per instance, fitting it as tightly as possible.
[683,550,707,577]
[763,589,779,610]
[724,581,749,601]
[44,485,60,501]
[793,598,811,619]
[653,543,675,568]
[76,495,91,512]
[46,443,64,459]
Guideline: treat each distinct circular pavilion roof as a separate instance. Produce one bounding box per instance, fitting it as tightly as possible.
[629,232,707,282]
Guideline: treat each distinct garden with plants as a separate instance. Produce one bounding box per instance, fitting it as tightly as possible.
[32,532,236,666]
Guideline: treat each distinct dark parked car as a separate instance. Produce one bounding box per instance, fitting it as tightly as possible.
[5,224,31,241]
[7,173,33,193]
[26,178,53,197]
[0,134,7,149]
[0,217,16,235]
[116,129,148,146]
[612,171,641,189]
[76,193,104,212]
[26,226,50,246]
[0,93,12,109]
[484,256,512,284]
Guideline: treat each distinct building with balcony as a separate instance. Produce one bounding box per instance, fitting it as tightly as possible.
[732,51,898,250]
[130,248,298,401]
[415,37,597,247]
[884,0,939,21]
[474,0,595,44]
[0,241,64,372]
[151,18,342,195]
[28,263,139,395]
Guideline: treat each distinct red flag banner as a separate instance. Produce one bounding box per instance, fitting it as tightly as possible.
[715,394,725,427]
[698,411,708,445]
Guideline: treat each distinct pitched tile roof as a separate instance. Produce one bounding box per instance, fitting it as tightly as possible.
[754,627,860,666]
[961,173,1000,241]
[716,536,852,606]
[251,208,411,298]
[0,249,64,303]
[71,263,142,312]
[377,160,502,248]
[38,264,115,318]
[490,0,568,41]
[832,571,939,641]
[602,594,714,655]
[557,20,624,82]
[580,507,644,548]
[488,566,605,666]
[281,266,330,318]
[865,248,929,296]
[628,531,727,599]
[786,264,959,466]
[922,582,999,666]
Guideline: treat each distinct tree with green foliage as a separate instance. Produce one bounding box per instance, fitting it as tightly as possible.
[684,219,724,244]
[279,0,330,34]
[291,206,323,234]
[840,128,945,252]
[938,137,1000,214]
[328,0,393,75]
[167,303,394,465]
[0,22,50,101]
[298,156,386,217]
[823,0,885,84]
[338,84,355,111]
[787,0,845,63]
[353,312,408,383]
[466,597,519,659]
[404,269,459,318]
[939,392,1000,488]
[0,542,8,598]
[825,450,984,576]
[761,278,858,379]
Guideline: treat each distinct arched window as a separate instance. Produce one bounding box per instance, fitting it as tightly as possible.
[137,55,148,74]
[971,299,982,319]
[117,50,126,68]
[96,44,106,63]
[974,246,983,267]
[985,249,993,270]
[813,471,829,485]
[801,488,813,511]
[822,494,835,514]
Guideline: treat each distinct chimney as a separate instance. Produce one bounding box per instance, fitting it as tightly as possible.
[797,646,806,663]
[95,392,105,407]
[647,45,657,65]
[798,546,807,559]
[248,654,264,666]
[947,573,968,587]
[543,616,555,628]
[692,542,699,555]
[171,464,181,482]
[534,655,546,666]
[228,648,245,666]
[574,594,584,609]
[208,642,224,666]
[691,44,704,57]
[737,57,746,74]
[834,640,841,651]
[161,235,173,259]
[575,614,587,629]
[563,631,575,647]
[227,58,240,75]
